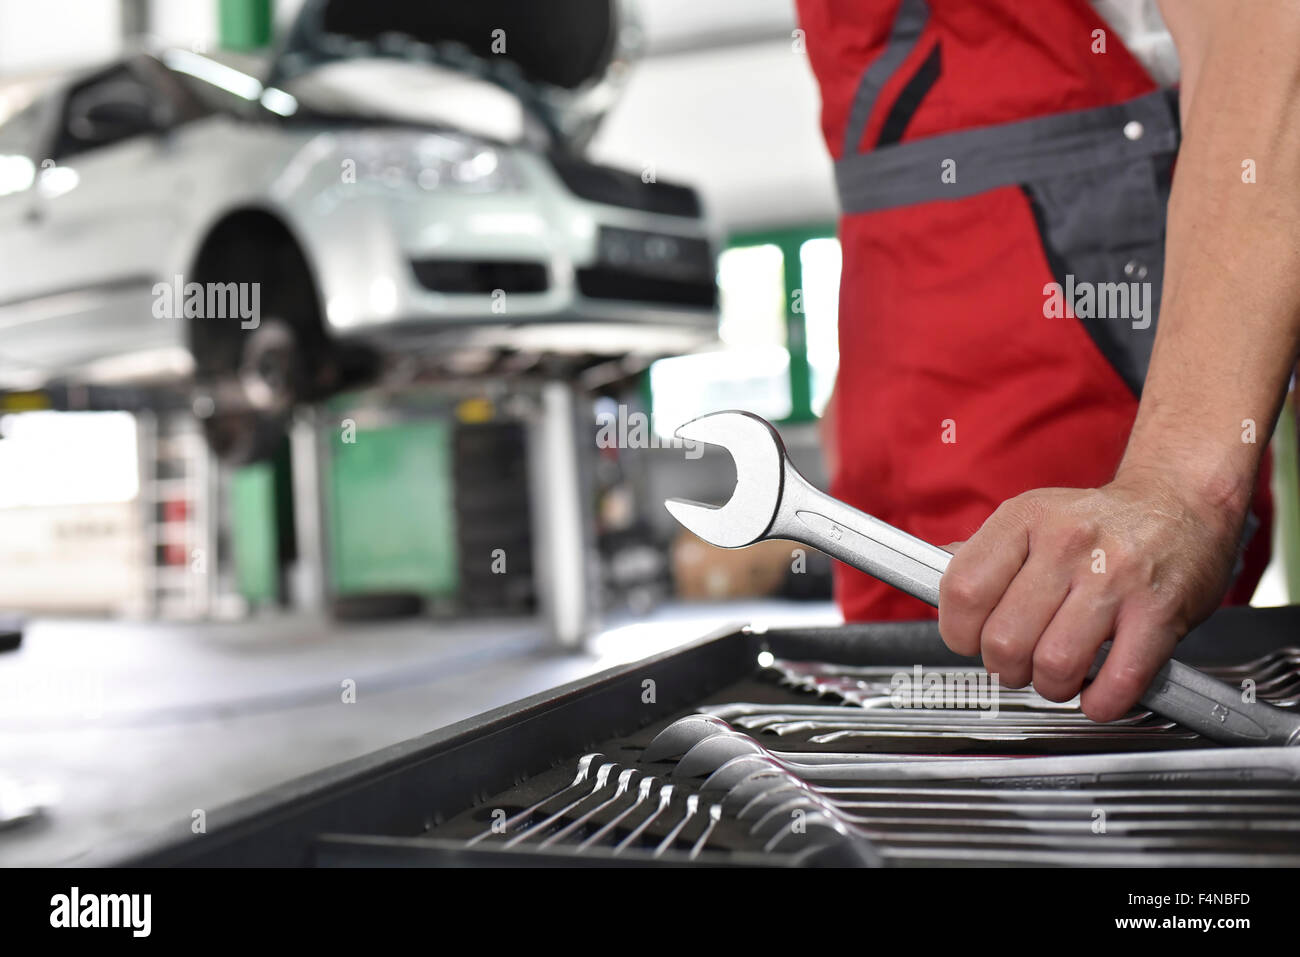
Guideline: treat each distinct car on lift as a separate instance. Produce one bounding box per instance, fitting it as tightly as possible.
[0,0,718,461]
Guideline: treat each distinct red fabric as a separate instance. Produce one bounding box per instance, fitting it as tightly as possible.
[796,0,1273,620]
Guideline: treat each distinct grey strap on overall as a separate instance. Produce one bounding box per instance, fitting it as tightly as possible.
[837,90,1178,214]
[833,0,1179,215]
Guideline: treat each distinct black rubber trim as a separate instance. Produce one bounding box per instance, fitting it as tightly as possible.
[410,259,548,295]
[576,267,718,308]
[549,152,702,218]
[876,42,941,148]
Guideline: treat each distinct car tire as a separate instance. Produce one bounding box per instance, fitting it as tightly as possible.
[189,232,331,465]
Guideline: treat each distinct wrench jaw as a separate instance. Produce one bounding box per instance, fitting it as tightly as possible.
[642,714,733,763]
[699,755,789,800]
[762,806,863,856]
[718,771,800,816]
[663,411,786,549]
[663,497,763,549]
[674,733,770,778]
[737,785,819,824]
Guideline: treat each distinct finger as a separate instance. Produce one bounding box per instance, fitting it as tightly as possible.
[938,504,1031,657]
[978,561,1071,689]
[1030,587,1119,702]
[1079,610,1178,723]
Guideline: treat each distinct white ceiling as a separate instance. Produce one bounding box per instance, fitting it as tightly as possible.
[636,0,797,53]
[0,0,121,75]
[590,38,837,232]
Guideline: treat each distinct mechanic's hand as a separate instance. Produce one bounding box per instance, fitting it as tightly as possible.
[937,474,1246,722]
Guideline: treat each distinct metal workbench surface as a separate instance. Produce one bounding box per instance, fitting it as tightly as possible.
[0,600,837,866]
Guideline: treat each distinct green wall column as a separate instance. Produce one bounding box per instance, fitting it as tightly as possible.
[780,234,814,423]
[219,0,274,51]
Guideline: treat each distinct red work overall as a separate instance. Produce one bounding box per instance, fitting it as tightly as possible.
[796,0,1272,621]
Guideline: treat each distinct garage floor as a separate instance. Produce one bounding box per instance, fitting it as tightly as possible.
[0,600,838,866]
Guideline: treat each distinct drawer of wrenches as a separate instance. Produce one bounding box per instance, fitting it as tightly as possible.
[118,606,1300,867]
[419,639,1300,866]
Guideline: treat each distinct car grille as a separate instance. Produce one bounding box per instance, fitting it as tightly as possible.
[576,226,717,309]
[548,152,703,218]
[121,607,1300,867]
[410,259,549,295]
[576,267,718,309]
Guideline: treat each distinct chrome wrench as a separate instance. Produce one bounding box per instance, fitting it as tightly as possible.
[665,410,1300,747]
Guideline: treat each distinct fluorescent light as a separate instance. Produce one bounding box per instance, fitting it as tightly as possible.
[162,49,262,101]
[259,87,298,116]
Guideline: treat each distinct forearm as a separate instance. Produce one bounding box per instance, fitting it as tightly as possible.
[1120,2,1300,514]
[936,4,1300,718]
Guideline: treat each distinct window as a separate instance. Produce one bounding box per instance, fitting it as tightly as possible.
[650,244,791,436]
[649,226,838,431]
[54,64,159,159]
[717,244,787,349]
[160,50,260,117]
[801,237,842,416]
[0,412,139,508]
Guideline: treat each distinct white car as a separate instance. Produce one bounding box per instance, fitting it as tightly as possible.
[0,0,718,460]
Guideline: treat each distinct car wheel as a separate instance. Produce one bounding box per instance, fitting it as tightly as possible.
[189,230,329,465]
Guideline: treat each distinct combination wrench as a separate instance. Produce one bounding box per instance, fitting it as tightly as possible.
[664,410,1300,748]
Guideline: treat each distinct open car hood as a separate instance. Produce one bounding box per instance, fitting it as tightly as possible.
[267,0,641,148]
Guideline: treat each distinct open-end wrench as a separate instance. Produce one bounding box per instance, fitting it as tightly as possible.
[665,410,1300,748]
[467,753,606,845]
[778,710,1171,734]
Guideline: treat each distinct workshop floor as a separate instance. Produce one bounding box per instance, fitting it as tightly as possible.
[0,600,839,866]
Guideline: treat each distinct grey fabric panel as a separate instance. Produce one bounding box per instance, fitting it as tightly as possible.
[835,89,1178,213]
[841,0,931,157]
[1023,153,1174,396]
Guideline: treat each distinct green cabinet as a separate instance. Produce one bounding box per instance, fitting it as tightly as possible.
[325,421,459,598]
[230,462,279,604]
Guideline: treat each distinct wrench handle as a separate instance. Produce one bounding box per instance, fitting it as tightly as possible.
[1124,651,1300,747]
[774,470,1300,747]
[776,470,949,605]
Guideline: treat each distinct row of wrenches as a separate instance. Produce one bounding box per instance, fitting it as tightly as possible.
[461,650,1300,864]
[464,744,1300,865]
[742,651,1300,748]
[459,647,1300,863]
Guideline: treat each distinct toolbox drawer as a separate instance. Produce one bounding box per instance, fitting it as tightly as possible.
[120,605,1300,867]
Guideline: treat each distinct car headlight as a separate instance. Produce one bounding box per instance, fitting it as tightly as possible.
[344,131,520,193]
